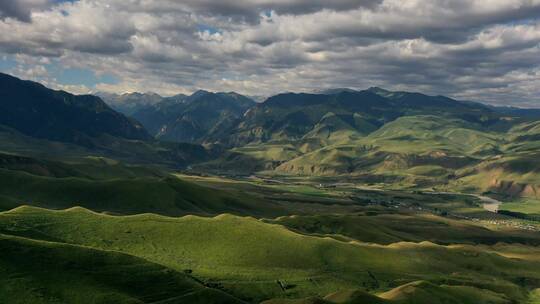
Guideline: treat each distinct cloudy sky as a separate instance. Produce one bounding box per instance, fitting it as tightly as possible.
[0,0,539,107]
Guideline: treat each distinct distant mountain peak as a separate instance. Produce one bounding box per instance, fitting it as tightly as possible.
[168,93,188,100]
[316,88,359,95]
[248,95,268,103]
[132,89,255,143]
[123,91,161,98]
[367,86,390,93]
[367,87,394,97]
[98,91,165,115]
[191,89,211,98]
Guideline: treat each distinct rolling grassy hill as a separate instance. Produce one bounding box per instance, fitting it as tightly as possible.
[1,206,538,303]
[0,157,285,216]
[263,281,511,304]
[268,212,540,246]
[271,115,501,176]
[0,152,165,179]
[0,233,244,304]
[0,122,216,169]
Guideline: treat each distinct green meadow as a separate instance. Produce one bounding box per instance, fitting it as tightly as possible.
[1,204,539,303]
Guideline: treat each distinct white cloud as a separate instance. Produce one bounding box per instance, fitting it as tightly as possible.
[0,0,539,106]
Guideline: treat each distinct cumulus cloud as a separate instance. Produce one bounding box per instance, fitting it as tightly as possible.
[0,0,50,22]
[0,0,539,107]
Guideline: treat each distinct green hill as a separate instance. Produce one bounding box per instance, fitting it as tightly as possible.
[0,233,244,304]
[273,115,498,176]
[269,212,540,246]
[0,152,165,179]
[263,282,510,304]
[444,120,540,200]
[0,167,284,216]
[1,206,538,303]
[378,280,510,304]
[363,115,501,155]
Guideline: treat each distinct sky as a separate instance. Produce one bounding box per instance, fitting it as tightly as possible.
[0,0,539,107]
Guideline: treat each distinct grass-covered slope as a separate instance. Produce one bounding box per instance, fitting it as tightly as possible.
[263,281,511,304]
[269,212,540,246]
[1,206,538,302]
[0,152,165,179]
[273,115,497,176]
[224,88,510,149]
[378,280,510,304]
[363,115,501,155]
[0,233,244,304]
[445,120,540,201]
[0,123,214,169]
[0,168,284,216]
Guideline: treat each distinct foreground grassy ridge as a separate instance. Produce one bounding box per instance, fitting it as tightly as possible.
[529,289,540,304]
[263,281,511,304]
[0,168,284,216]
[0,233,244,304]
[1,206,539,302]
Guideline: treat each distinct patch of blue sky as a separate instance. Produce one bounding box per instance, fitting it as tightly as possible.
[0,55,17,72]
[52,0,78,16]
[197,24,221,34]
[505,18,539,26]
[262,9,272,17]
[57,67,118,87]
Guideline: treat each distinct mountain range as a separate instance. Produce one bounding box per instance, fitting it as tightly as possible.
[96,91,164,115]
[2,72,540,200]
[110,86,537,148]
[0,73,214,166]
[131,90,255,143]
